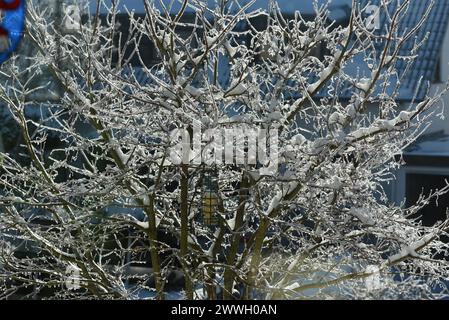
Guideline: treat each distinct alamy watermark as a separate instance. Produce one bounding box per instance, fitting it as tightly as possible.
[364,4,381,31]
[169,121,279,175]
[63,4,81,32]
[365,265,382,291]
[65,264,81,291]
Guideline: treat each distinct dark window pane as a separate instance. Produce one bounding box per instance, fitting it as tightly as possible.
[406,173,449,227]
[99,14,158,67]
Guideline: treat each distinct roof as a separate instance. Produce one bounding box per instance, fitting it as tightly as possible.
[407,131,449,156]
[89,0,352,16]
[252,0,351,18]
[403,131,449,166]
[373,0,449,101]
[85,1,449,102]
[398,0,449,100]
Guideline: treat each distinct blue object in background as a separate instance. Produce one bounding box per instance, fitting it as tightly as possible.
[0,0,26,65]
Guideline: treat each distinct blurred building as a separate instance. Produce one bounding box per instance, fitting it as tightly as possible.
[388,1,449,227]
[3,0,449,223]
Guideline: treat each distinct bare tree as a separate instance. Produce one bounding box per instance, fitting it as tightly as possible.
[1,0,449,300]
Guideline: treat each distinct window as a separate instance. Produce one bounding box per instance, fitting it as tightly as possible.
[405,173,449,259]
[433,58,442,83]
[101,14,159,67]
[406,173,449,227]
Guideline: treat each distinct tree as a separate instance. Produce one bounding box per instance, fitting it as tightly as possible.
[1,0,449,300]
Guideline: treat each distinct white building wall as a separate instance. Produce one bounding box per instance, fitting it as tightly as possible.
[426,20,449,134]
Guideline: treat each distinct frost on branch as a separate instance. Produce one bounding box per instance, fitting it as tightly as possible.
[0,0,448,300]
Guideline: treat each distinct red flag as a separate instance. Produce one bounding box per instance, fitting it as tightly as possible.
[0,0,20,10]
